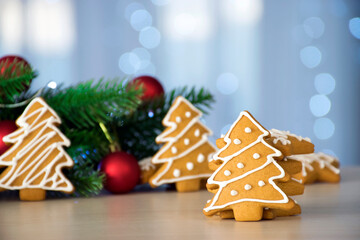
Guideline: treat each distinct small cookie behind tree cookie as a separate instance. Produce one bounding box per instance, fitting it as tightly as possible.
[287,152,340,184]
[149,96,216,192]
[0,97,74,201]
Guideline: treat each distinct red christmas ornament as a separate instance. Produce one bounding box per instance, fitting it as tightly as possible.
[131,76,164,100]
[0,55,32,91]
[99,151,140,194]
[0,120,18,155]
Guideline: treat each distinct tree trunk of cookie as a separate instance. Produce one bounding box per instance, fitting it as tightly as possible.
[19,188,46,201]
[175,179,200,192]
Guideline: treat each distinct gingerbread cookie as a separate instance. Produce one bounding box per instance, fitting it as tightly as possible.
[203,111,303,221]
[149,96,216,192]
[0,97,74,201]
[138,157,159,184]
[288,152,340,184]
[267,129,314,156]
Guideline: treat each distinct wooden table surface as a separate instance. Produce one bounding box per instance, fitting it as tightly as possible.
[0,167,359,240]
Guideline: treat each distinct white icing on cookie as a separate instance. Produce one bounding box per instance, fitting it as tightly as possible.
[175,116,181,123]
[197,153,205,163]
[233,139,241,145]
[244,184,252,190]
[237,162,244,169]
[203,111,287,213]
[185,111,191,118]
[230,190,238,196]
[224,170,231,176]
[287,152,340,177]
[258,180,265,187]
[138,157,156,171]
[194,129,200,137]
[171,146,177,154]
[270,129,312,145]
[0,98,74,192]
[186,162,194,171]
[253,153,260,159]
[184,138,190,145]
[173,169,181,177]
[245,127,252,133]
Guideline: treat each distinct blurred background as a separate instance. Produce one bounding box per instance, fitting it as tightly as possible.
[0,0,359,165]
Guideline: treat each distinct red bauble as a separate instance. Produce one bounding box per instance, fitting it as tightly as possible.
[0,120,17,155]
[131,76,164,100]
[0,55,32,92]
[0,55,31,76]
[100,151,140,194]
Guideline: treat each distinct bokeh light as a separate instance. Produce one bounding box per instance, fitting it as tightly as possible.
[222,0,263,25]
[314,73,336,95]
[151,0,170,6]
[130,9,152,31]
[139,27,161,49]
[313,118,335,140]
[303,17,325,39]
[349,17,360,39]
[118,52,141,74]
[300,46,322,68]
[216,73,239,95]
[124,2,144,21]
[309,94,331,117]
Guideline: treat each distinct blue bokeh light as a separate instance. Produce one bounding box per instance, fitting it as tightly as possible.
[314,73,336,95]
[216,73,239,95]
[139,27,161,49]
[300,46,322,68]
[313,118,335,140]
[309,94,331,117]
[118,52,141,74]
[151,0,170,6]
[303,17,325,39]
[124,2,144,21]
[130,9,153,31]
[349,17,360,39]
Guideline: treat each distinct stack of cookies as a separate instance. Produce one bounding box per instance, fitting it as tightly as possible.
[203,111,340,221]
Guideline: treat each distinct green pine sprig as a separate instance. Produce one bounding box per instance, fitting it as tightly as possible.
[42,78,143,129]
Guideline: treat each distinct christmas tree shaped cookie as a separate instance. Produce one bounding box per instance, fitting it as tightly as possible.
[149,96,216,192]
[0,97,74,200]
[203,111,302,221]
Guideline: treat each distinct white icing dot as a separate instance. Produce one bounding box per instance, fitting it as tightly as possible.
[237,162,244,169]
[245,127,252,133]
[171,146,177,154]
[207,200,211,203]
[176,116,181,123]
[194,129,200,137]
[186,162,194,171]
[197,154,205,163]
[220,134,225,138]
[233,139,241,145]
[253,153,260,159]
[230,190,238,196]
[185,111,191,118]
[173,169,180,177]
[258,180,265,187]
[264,207,269,210]
[224,170,231,176]
[184,138,190,145]
[244,184,252,190]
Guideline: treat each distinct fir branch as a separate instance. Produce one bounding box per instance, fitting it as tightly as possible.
[0,60,37,103]
[42,78,142,129]
[65,145,107,196]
